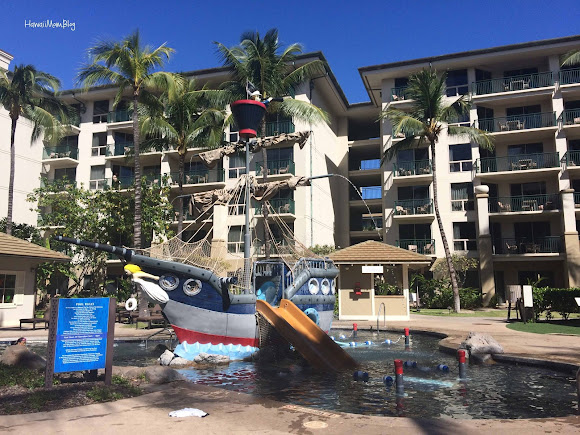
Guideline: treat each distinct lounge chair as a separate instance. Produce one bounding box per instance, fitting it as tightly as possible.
[395,205,408,215]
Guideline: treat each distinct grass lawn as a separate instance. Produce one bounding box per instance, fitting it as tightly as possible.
[412,308,508,317]
[507,319,580,335]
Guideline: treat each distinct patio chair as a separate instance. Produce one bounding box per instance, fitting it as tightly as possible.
[423,243,434,255]
[278,165,289,174]
[505,241,518,254]
[278,203,291,214]
[497,201,511,212]
[407,245,418,253]
[395,205,409,215]
[416,203,430,214]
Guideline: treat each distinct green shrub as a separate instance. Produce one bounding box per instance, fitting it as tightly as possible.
[460,287,483,309]
[533,287,580,320]
[412,275,482,309]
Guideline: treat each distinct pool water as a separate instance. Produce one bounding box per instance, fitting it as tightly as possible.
[177,332,579,419]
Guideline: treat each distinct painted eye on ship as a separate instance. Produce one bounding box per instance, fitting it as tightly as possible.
[183,279,202,296]
[308,278,319,295]
[159,274,179,291]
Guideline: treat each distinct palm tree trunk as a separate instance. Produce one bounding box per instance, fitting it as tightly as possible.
[6,116,17,236]
[132,93,147,317]
[430,141,461,312]
[177,154,184,239]
[260,117,271,259]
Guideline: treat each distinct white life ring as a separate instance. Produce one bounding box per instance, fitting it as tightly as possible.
[125,297,137,311]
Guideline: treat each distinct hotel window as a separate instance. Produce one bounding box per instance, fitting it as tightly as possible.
[451,183,474,211]
[228,151,246,179]
[449,143,472,172]
[92,132,108,156]
[89,165,106,190]
[54,168,76,186]
[0,274,16,304]
[229,123,239,143]
[93,100,109,123]
[446,69,468,96]
[228,226,244,253]
[453,222,477,251]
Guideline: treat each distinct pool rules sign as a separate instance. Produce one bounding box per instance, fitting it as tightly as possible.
[45,297,116,387]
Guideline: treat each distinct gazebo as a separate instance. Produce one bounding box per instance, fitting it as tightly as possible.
[329,240,432,321]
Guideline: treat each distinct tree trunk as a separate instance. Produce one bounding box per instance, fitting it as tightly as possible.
[430,141,461,312]
[6,116,18,236]
[131,93,147,317]
[177,153,184,239]
[261,117,270,259]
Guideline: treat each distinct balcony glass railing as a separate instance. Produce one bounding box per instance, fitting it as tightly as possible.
[494,236,561,254]
[42,146,79,160]
[489,194,560,213]
[107,109,132,123]
[255,198,295,215]
[40,178,76,191]
[391,86,408,101]
[559,68,580,85]
[476,152,559,173]
[394,199,433,215]
[107,175,162,190]
[358,159,381,170]
[574,192,580,206]
[393,160,432,177]
[475,112,556,132]
[564,150,580,167]
[396,239,435,255]
[168,169,224,185]
[353,217,383,232]
[261,120,295,137]
[472,72,553,95]
[107,142,134,156]
[361,186,382,200]
[256,159,295,176]
[560,109,580,126]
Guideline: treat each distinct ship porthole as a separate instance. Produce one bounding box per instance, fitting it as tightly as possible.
[183,279,202,296]
[308,278,319,295]
[159,274,179,291]
[304,308,320,325]
[331,280,336,294]
[321,279,330,295]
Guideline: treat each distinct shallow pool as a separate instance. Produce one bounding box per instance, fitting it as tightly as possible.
[177,331,579,419]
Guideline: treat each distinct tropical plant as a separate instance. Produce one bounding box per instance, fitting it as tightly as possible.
[380,69,493,312]
[215,28,328,258]
[0,64,69,236]
[77,30,179,250]
[141,78,229,237]
[561,50,580,67]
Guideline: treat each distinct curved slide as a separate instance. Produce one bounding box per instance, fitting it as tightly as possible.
[256,299,358,372]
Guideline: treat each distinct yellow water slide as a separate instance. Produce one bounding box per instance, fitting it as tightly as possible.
[256,299,358,371]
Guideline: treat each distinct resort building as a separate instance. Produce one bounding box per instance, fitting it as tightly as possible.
[3,34,580,305]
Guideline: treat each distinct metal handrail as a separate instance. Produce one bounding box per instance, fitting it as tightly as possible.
[472,71,553,95]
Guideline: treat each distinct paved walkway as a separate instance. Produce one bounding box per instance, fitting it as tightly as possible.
[1,315,579,433]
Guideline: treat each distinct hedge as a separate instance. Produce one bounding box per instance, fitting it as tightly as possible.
[412,275,483,309]
[532,287,580,320]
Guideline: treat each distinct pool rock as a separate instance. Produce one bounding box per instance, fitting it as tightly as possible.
[0,345,46,370]
[193,352,230,366]
[460,332,504,363]
[117,366,184,384]
[159,349,175,366]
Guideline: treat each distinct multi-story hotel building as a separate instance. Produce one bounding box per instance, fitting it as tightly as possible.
[3,35,580,305]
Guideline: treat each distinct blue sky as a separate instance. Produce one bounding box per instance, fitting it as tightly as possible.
[1,0,579,103]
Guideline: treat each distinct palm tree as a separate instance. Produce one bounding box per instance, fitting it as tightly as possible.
[77,30,179,250]
[140,78,229,237]
[0,64,68,236]
[380,68,493,313]
[561,50,580,67]
[215,28,328,258]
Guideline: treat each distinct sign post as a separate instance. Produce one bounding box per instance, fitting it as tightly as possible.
[45,297,116,388]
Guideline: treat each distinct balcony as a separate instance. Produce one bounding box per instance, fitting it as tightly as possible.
[394,199,433,216]
[475,152,560,174]
[256,159,295,177]
[255,198,295,215]
[575,192,580,208]
[472,72,553,96]
[360,186,382,200]
[42,146,79,169]
[390,86,408,102]
[494,237,561,255]
[227,241,245,254]
[489,194,560,213]
[40,178,75,191]
[168,169,225,187]
[393,160,432,177]
[559,68,580,86]
[261,120,295,137]
[396,239,435,255]
[107,109,132,123]
[475,112,557,133]
[563,150,580,168]
[107,141,134,157]
[559,109,580,127]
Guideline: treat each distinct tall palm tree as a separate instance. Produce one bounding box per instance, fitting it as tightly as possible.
[141,78,229,237]
[78,30,179,250]
[380,69,493,313]
[215,28,328,258]
[0,64,68,235]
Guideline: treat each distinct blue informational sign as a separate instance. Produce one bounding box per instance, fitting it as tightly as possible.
[54,298,110,373]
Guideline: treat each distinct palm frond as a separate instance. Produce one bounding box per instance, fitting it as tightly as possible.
[283,60,327,90]
[561,50,580,67]
[382,136,421,164]
[447,125,494,150]
[77,64,127,88]
[279,98,329,125]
